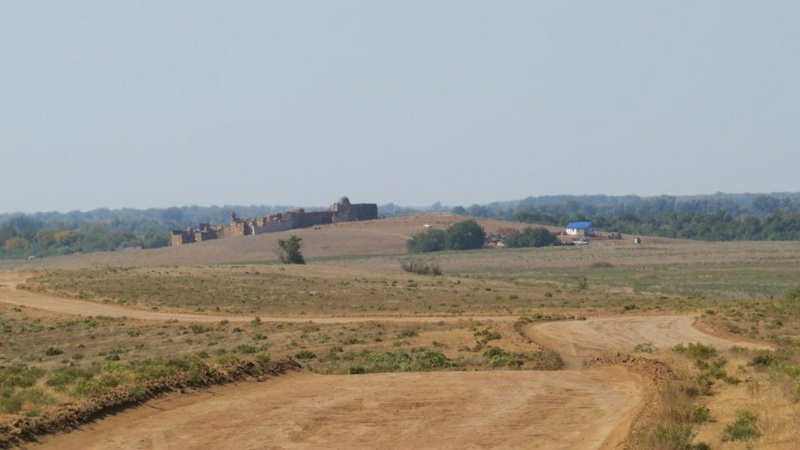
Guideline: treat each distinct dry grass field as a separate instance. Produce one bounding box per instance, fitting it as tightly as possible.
[2,215,800,449]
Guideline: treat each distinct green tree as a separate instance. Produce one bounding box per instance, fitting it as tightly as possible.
[277,235,305,264]
[406,229,446,253]
[139,232,171,249]
[504,227,557,248]
[445,220,485,251]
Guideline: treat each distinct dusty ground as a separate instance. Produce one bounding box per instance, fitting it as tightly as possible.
[29,368,642,450]
[526,315,774,369]
[0,276,769,450]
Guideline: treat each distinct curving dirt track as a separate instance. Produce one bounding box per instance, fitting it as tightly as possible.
[0,275,769,449]
[525,315,773,369]
[32,369,642,450]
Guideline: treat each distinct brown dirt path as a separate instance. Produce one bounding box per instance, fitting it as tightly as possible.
[0,276,512,324]
[525,315,773,369]
[0,279,776,355]
[29,368,642,450]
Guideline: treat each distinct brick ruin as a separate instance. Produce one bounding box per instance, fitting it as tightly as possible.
[171,197,378,246]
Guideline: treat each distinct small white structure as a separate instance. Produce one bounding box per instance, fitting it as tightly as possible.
[565,221,595,237]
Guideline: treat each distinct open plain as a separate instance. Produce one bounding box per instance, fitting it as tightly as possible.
[2,215,799,449]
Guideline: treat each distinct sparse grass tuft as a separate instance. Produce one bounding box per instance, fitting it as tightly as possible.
[721,410,761,442]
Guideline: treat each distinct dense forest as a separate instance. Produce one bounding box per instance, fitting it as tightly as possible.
[2,193,800,260]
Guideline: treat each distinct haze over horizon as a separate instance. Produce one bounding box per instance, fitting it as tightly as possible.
[3,2,798,214]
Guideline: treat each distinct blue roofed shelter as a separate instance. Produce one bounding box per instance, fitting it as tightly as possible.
[565,221,595,237]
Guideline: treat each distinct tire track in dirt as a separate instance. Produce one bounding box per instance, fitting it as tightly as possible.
[524,315,773,369]
[32,368,643,450]
[0,281,514,325]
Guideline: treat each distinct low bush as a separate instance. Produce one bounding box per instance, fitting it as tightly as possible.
[691,405,710,424]
[295,350,316,360]
[361,350,452,373]
[1,364,46,389]
[687,343,717,361]
[641,424,696,450]
[396,329,419,339]
[721,410,761,441]
[748,351,779,368]
[482,347,563,370]
[400,259,442,276]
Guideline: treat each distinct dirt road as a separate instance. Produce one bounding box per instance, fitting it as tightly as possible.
[525,315,772,369]
[32,368,642,450]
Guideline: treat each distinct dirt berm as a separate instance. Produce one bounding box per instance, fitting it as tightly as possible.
[0,359,302,448]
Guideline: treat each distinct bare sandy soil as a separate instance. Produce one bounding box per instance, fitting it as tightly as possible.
[31,368,642,450]
[526,315,773,369]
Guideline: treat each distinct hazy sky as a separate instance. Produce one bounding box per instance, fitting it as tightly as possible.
[2,2,798,213]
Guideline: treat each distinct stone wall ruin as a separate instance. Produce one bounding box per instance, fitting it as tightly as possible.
[170,197,378,246]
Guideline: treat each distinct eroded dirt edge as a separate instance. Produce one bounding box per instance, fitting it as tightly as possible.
[0,359,302,448]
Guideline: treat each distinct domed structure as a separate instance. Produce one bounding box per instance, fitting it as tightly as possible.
[338,196,351,206]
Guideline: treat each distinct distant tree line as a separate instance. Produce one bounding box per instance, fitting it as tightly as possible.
[513,209,800,241]
[448,193,800,242]
[449,193,800,222]
[3,192,800,260]
[0,204,308,260]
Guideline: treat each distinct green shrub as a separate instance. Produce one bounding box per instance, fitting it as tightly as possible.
[348,365,367,374]
[250,354,270,366]
[482,347,563,370]
[73,370,127,397]
[190,324,208,334]
[22,387,57,407]
[397,329,420,339]
[46,365,95,389]
[692,405,710,424]
[0,394,24,414]
[748,351,779,368]
[295,350,316,360]
[687,343,717,360]
[235,344,258,354]
[364,350,451,372]
[1,364,46,388]
[642,424,695,450]
[721,410,761,441]
[484,346,525,369]
[412,350,451,370]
